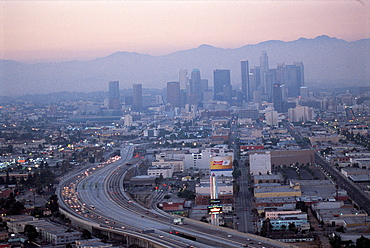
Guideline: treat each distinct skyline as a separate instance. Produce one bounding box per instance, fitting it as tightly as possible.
[1,1,369,63]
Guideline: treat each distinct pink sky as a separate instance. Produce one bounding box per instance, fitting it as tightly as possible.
[1,1,369,63]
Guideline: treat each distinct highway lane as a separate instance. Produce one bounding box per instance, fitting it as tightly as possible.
[58,145,296,248]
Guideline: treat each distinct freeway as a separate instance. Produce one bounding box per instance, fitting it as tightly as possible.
[58,145,296,248]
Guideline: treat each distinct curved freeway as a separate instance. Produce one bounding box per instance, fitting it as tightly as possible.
[58,145,296,248]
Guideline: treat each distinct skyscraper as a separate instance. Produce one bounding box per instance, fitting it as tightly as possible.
[260,51,269,72]
[108,81,120,109]
[213,69,231,101]
[272,84,284,113]
[167,82,181,108]
[132,84,142,112]
[276,62,304,97]
[241,60,250,102]
[259,51,273,100]
[179,70,188,90]
[189,69,202,103]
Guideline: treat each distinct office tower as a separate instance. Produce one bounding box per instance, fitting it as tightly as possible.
[250,66,261,99]
[265,106,279,126]
[294,61,305,95]
[108,81,120,109]
[272,84,284,113]
[179,70,188,90]
[132,84,142,112]
[288,105,314,122]
[223,84,232,102]
[213,69,231,101]
[276,62,304,97]
[260,51,269,72]
[180,90,187,108]
[201,79,208,91]
[260,51,276,101]
[241,60,250,102]
[189,69,202,103]
[300,86,309,99]
[167,82,181,108]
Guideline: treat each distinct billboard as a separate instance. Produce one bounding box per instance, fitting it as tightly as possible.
[210,156,233,171]
[209,199,221,205]
[208,205,223,214]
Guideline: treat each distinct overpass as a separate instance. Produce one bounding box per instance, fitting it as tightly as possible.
[57,145,297,248]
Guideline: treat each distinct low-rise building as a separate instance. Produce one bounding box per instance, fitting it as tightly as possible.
[265,209,303,219]
[151,158,184,172]
[254,184,301,198]
[147,166,174,178]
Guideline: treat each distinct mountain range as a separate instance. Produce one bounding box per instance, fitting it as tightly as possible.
[1,35,369,96]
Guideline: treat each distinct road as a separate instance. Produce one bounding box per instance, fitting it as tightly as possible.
[283,121,370,214]
[58,145,296,248]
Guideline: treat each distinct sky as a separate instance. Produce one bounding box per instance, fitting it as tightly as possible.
[1,0,369,63]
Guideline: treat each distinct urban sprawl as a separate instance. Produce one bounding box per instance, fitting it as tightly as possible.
[1,52,370,247]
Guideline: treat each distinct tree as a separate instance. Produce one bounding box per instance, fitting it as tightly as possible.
[24,224,39,241]
[288,222,297,232]
[82,229,92,239]
[329,234,342,248]
[295,201,308,212]
[260,218,272,237]
[232,170,242,179]
[47,194,59,214]
[356,235,370,248]
[177,190,195,200]
[233,159,239,168]
[233,183,240,193]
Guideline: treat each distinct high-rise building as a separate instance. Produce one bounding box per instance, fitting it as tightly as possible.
[213,69,231,101]
[108,81,120,109]
[189,69,202,103]
[300,86,309,99]
[260,51,276,101]
[276,62,304,97]
[132,84,142,112]
[167,82,181,108]
[201,79,208,92]
[272,84,284,113]
[241,60,250,102]
[288,105,314,122]
[250,66,261,100]
[260,51,269,73]
[265,106,279,126]
[179,70,188,90]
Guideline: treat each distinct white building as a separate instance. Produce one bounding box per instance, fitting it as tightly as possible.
[143,128,160,137]
[147,166,174,178]
[151,158,184,172]
[249,151,271,175]
[123,114,133,126]
[265,107,279,126]
[288,105,314,122]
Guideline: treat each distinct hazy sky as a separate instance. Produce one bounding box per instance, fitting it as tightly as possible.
[1,0,369,63]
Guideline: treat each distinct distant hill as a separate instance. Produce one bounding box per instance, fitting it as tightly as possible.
[1,35,369,96]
